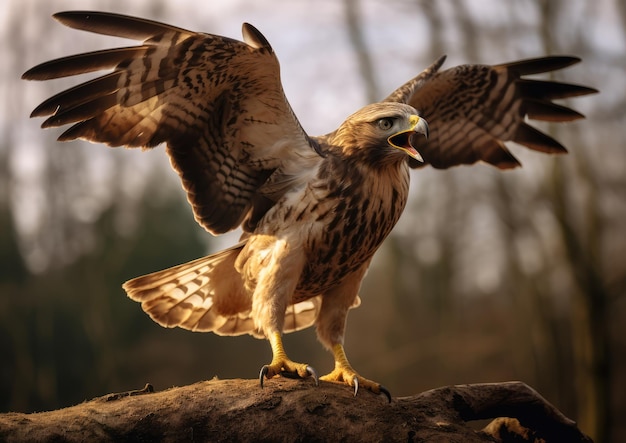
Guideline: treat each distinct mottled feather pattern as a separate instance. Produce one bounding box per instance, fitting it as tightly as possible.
[24,12,595,382]
[296,159,408,296]
[386,56,596,169]
[124,242,321,335]
[23,12,317,236]
[246,106,414,301]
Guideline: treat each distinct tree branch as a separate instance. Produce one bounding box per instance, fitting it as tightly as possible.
[0,379,591,442]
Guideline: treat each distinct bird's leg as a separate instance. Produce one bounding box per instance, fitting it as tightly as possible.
[314,261,391,401]
[320,343,391,402]
[259,331,318,387]
[243,237,317,387]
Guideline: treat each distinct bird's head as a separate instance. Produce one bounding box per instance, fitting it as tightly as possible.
[331,102,429,167]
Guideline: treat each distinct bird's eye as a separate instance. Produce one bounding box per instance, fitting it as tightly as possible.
[377,118,394,131]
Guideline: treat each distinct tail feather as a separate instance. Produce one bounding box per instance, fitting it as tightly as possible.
[123,241,321,336]
[283,298,322,333]
[124,242,254,334]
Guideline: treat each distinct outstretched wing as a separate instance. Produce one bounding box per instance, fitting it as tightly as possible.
[23,11,319,234]
[384,56,597,169]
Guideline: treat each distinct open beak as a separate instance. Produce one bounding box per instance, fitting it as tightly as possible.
[388,115,428,162]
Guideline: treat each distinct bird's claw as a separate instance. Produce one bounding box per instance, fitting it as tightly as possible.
[351,376,391,403]
[259,362,318,388]
[259,365,269,388]
[306,365,319,386]
[379,385,392,403]
[277,365,319,386]
[321,368,391,402]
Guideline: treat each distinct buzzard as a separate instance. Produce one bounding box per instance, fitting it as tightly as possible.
[23,11,596,401]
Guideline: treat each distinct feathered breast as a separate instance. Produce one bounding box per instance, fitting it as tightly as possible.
[282,153,411,298]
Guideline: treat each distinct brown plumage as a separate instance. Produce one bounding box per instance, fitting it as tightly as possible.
[23,11,596,400]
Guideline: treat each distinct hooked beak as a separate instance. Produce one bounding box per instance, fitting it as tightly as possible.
[388,115,429,162]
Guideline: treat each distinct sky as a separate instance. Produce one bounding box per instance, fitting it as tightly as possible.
[7,0,621,134]
[2,0,622,269]
[5,0,621,133]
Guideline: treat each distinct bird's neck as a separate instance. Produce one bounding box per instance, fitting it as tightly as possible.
[323,147,411,187]
[318,152,411,226]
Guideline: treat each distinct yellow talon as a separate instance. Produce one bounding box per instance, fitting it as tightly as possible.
[320,344,391,402]
[259,332,318,387]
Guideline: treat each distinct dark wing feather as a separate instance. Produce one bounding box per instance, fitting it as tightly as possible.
[23,11,318,235]
[52,10,193,40]
[384,56,597,169]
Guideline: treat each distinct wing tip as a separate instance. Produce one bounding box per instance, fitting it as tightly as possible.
[433,54,448,70]
[242,23,272,51]
[524,99,588,122]
[22,66,51,81]
[52,10,73,22]
[499,55,585,76]
[51,11,96,28]
[30,102,55,118]
[514,123,568,155]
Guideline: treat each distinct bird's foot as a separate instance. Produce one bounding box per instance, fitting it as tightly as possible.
[259,331,318,388]
[259,357,318,388]
[321,343,391,402]
[320,367,391,402]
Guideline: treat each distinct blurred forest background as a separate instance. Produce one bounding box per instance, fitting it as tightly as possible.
[1,0,624,442]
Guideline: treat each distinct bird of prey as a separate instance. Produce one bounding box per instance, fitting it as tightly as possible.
[23,11,596,401]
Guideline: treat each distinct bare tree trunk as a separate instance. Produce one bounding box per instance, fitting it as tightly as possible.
[550,156,611,443]
[536,1,611,441]
[418,0,446,61]
[343,0,379,102]
[0,379,591,443]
